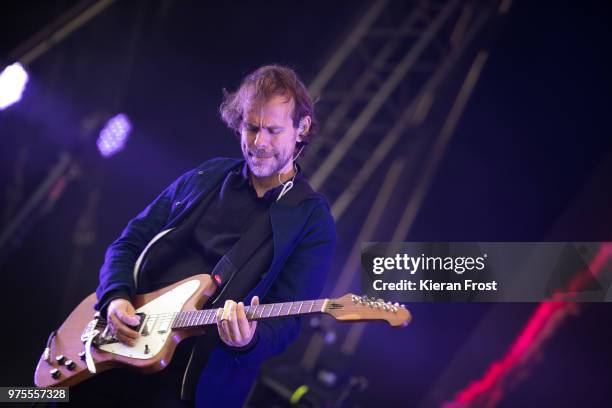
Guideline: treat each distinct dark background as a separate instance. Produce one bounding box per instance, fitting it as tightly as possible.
[1,0,611,406]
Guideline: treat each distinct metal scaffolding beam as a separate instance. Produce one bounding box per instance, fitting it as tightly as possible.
[296,0,508,373]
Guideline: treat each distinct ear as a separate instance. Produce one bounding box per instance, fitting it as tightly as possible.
[297,115,312,143]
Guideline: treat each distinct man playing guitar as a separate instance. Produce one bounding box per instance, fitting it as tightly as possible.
[74,65,336,407]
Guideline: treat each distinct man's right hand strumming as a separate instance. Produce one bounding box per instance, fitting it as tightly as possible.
[107,298,140,346]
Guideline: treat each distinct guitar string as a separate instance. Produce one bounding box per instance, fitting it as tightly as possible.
[144,300,330,325]
[96,300,332,329]
[103,301,393,323]
[94,300,398,329]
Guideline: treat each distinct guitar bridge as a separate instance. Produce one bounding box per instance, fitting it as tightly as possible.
[81,316,101,343]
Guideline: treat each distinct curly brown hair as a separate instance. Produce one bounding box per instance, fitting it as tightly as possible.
[219,65,318,146]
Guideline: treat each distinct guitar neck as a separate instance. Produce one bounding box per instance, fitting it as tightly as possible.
[171,299,328,329]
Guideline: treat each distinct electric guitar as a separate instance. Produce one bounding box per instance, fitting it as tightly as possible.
[34,274,411,388]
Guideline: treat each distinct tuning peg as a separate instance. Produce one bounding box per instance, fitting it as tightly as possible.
[393,302,399,307]
[400,304,406,309]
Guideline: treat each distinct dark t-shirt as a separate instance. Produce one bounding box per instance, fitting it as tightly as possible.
[137,163,284,293]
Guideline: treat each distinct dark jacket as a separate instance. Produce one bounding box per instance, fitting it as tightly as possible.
[95,157,336,407]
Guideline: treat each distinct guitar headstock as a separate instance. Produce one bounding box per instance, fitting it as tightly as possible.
[323,294,411,327]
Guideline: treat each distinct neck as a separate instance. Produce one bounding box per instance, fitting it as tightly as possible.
[250,164,295,198]
[171,299,328,329]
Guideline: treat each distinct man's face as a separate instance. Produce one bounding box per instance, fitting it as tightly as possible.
[240,94,301,178]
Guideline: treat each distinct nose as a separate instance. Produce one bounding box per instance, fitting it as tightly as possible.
[253,129,270,147]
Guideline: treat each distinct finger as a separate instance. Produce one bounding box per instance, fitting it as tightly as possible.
[110,312,139,339]
[217,319,231,345]
[115,331,136,346]
[227,301,242,344]
[108,315,135,345]
[116,309,140,326]
[222,300,233,322]
[216,306,231,345]
[236,302,251,341]
[218,302,234,345]
[115,321,139,340]
[221,320,234,346]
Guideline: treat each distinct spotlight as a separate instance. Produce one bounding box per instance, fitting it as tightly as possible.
[0,63,29,110]
[96,113,132,158]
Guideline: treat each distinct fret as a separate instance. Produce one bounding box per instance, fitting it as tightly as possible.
[170,300,329,329]
[276,303,283,317]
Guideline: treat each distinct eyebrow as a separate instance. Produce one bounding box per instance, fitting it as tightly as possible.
[244,122,284,130]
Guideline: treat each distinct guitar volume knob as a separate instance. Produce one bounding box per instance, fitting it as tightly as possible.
[55,355,65,364]
[50,368,60,379]
[65,359,76,370]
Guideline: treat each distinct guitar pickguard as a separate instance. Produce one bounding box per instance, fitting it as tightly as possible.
[98,279,200,360]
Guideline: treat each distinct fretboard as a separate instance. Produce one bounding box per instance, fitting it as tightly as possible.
[171,299,327,329]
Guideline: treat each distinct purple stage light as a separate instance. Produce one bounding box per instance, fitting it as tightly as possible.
[0,63,29,110]
[97,113,132,158]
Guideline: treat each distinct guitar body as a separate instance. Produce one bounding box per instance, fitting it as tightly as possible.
[34,274,216,388]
